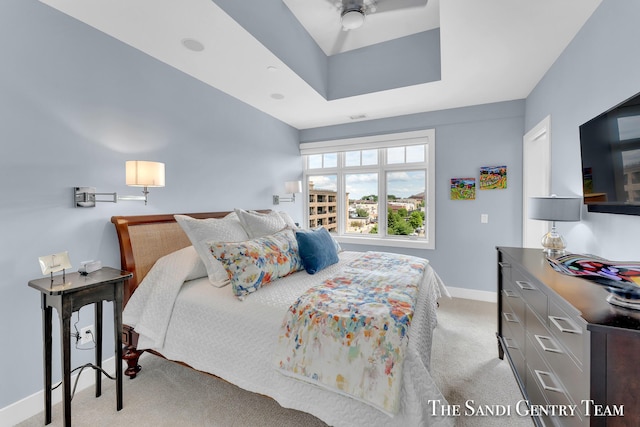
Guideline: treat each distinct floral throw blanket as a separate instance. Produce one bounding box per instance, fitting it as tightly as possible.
[274,251,428,415]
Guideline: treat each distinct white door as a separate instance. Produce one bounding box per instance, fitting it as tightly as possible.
[523,116,551,248]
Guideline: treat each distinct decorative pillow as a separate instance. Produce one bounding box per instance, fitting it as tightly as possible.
[175,213,250,287]
[295,227,340,274]
[235,208,287,239]
[180,246,208,281]
[209,228,304,299]
[325,227,343,253]
[150,245,207,282]
[278,211,298,229]
[309,226,342,253]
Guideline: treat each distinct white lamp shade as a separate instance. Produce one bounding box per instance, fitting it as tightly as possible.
[285,180,302,194]
[528,196,581,222]
[126,161,165,187]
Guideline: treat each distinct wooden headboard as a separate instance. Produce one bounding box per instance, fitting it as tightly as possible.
[111,210,267,305]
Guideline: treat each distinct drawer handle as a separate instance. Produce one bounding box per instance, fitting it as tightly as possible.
[549,316,582,335]
[534,370,564,393]
[499,262,511,268]
[504,337,518,350]
[503,289,518,298]
[534,334,563,354]
[503,312,519,323]
[516,280,536,291]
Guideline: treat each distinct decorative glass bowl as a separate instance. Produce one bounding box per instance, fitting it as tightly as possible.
[547,253,640,309]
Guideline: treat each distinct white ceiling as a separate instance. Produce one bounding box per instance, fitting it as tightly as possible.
[282,0,440,56]
[39,0,602,130]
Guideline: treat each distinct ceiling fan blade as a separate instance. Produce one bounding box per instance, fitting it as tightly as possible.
[322,0,346,11]
[324,0,373,13]
[374,0,427,14]
[330,29,350,55]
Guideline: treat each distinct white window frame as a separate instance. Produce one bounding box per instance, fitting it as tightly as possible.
[301,129,435,250]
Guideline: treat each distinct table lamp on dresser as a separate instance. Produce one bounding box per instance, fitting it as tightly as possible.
[528,195,582,257]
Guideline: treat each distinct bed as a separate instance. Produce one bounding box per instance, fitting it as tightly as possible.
[111,210,452,427]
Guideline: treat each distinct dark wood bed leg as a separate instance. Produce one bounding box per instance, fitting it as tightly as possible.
[122,325,143,379]
[123,345,143,379]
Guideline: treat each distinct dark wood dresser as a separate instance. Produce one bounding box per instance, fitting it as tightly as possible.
[497,247,640,427]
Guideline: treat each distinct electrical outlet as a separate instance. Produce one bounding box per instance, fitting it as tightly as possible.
[80,325,94,345]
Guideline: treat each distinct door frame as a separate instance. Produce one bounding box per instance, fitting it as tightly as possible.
[522,115,551,247]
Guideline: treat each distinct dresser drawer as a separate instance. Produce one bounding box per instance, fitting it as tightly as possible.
[548,300,587,366]
[525,335,585,427]
[502,283,525,328]
[499,259,512,284]
[502,296,526,352]
[502,322,527,385]
[512,267,548,320]
[526,306,588,412]
[522,378,552,427]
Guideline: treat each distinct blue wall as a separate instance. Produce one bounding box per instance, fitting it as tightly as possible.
[525,0,640,260]
[0,0,300,410]
[4,0,638,418]
[328,30,441,99]
[300,101,525,296]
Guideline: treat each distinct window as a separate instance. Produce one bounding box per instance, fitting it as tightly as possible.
[301,130,435,249]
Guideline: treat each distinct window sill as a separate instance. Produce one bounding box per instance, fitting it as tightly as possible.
[334,235,434,250]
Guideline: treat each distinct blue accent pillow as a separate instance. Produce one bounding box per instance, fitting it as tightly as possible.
[295,227,339,274]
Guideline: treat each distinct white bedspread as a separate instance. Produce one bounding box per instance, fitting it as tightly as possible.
[123,251,453,427]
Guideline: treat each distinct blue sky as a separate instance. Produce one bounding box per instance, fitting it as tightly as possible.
[308,170,425,200]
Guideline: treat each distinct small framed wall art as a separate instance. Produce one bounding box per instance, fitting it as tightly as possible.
[479,166,507,190]
[451,178,476,200]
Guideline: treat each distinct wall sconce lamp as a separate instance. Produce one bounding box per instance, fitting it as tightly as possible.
[273,180,302,205]
[74,161,165,207]
[528,195,581,257]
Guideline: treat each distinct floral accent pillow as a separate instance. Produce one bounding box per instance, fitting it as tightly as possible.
[208,228,304,299]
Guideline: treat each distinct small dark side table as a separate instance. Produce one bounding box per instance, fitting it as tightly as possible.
[28,267,132,426]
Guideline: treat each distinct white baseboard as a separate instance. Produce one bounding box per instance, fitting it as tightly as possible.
[0,357,116,427]
[446,286,497,303]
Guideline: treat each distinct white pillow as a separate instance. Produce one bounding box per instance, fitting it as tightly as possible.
[235,209,287,239]
[278,211,298,229]
[181,246,208,281]
[174,213,250,287]
[142,245,207,282]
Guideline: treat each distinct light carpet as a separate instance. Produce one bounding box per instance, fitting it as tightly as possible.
[17,297,533,426]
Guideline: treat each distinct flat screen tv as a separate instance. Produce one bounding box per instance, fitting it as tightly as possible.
[579,91,640,215]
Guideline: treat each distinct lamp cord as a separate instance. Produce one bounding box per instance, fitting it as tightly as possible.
[51,363,116,401]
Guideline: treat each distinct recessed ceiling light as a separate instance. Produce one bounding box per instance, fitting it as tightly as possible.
[266,65,278,72]
[270,93,285,100]
[181,38,205,52]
